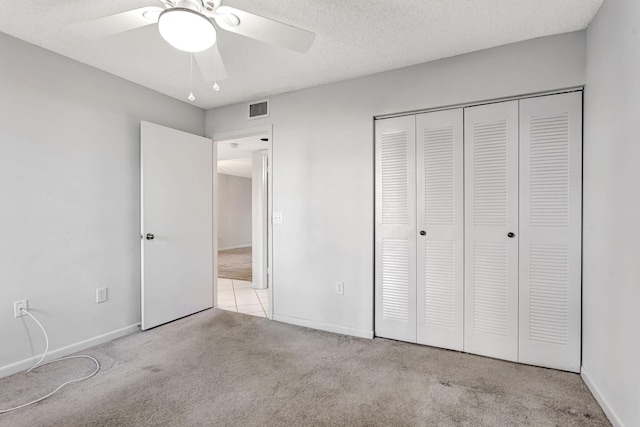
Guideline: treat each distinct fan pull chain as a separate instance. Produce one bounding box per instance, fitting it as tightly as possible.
[213,46,220,92]
[188,53,196,102]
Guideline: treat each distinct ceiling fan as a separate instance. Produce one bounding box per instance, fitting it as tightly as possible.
[69,0,315,94]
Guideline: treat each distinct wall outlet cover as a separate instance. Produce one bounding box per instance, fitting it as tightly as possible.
[14,300,28,317]
[335,282,344,295]
[96,287,108,303]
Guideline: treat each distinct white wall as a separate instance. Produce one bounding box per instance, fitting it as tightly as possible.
[0,33,204,376]
[206,32,586,337]
[582,1,640,425]
[217,173,252,250]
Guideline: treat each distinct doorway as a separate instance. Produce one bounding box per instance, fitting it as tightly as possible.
[214,131,271,318]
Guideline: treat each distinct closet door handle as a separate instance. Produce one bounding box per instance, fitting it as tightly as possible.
[419,231,426,236]
[507,232,515,238]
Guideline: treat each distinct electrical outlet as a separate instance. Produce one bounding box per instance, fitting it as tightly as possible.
[96,287,108,304]
[335,282,344,295]
[14,300,28,318]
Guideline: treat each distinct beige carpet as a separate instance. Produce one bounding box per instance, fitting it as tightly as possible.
[0,309,609,426]
[218,247,252,281]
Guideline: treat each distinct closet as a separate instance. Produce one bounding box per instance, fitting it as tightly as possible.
[374,92,582,372]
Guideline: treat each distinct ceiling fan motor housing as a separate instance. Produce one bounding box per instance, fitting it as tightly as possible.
[174,0,202,12]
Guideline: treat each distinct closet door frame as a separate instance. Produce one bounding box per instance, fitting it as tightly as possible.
[373,89,583,371]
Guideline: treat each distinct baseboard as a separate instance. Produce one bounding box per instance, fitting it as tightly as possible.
[0,323,140,379]
[581,366,624,427]
[218,244,251,251]
[273,314,374,339]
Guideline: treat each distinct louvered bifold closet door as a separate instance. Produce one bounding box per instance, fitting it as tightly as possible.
[375,116,417,342]
[518,93,582,372]
[416,109,464,350]
[464,101,519,361]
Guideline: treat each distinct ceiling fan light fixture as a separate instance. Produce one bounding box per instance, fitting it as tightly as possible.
[158,8,216,53]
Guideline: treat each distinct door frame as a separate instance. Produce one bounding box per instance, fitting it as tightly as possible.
[212,124,274,319]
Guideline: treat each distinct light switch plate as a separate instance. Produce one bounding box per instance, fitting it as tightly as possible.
[273,211,283,224]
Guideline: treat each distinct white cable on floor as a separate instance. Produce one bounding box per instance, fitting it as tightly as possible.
[0,308,100,415]
[22,309,49,373]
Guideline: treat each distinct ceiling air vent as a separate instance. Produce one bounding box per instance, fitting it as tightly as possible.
[248,99,269,120]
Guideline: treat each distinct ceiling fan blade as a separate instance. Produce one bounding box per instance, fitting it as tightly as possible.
[194,45,228,82]
[69,7,163,39]
[214,6,315,53]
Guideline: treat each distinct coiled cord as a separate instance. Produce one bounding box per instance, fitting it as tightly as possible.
[0,309,100,414]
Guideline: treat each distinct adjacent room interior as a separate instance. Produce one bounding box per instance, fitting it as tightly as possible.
[216,134,270,317]
[0,0,638,426]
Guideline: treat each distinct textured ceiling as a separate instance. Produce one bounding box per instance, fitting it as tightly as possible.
[0,0,603,109]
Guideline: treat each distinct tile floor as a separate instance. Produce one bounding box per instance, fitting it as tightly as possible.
[216,277,269,318]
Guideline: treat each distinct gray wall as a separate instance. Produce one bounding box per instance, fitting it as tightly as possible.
[0,33,205,375]
[583,1,640,425]
[218,173,252,250]
[206,32,586,337]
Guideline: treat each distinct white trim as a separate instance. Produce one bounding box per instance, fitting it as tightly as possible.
[273,314,374,339]
[375,86,584,120]
[581,366,624,427]
[212,141,218,307]
[0,323,139,379]
[218,244,251,251]
[266,131,273,320]
[211,125,271,142]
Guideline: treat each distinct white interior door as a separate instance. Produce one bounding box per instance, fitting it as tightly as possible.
[518,92,582,372]
[141,121,213,330]
[375,115,417,343]
[416,109,464,350]
[464,101,519,361]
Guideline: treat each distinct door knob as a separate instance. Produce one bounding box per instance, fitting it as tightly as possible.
[146,233,155,240]
[420,231,426,236]
[507,232,515,238]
